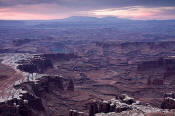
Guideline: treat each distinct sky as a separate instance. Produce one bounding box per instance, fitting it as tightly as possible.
[0,0,175,20]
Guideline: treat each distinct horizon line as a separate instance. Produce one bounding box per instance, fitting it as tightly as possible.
[0,16,175,21]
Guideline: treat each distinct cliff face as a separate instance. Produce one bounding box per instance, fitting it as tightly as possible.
[161,93,175,109]
[69,94,162,116]
[163,57,175,78]
[0,53,80,116]
[137,56,175,87]
[137,57,175,78]
[137,59,164,71]
[0,89,45,116]
[17,55,53,73]
[0,75,74,116]
[15,75,65,96]
[77,94,175,116]
[16,53,78,73]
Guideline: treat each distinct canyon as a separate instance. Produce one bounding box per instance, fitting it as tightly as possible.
[1,41,175,115]
[1,17,175,116]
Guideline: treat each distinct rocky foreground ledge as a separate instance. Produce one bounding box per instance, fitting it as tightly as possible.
[1,88,175,116]
[0,75,75,116]
[69,94,175,116]
[0,53,76,116]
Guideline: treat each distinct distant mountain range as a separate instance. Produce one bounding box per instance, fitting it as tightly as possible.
[58,16,126,22]
[1,16,175,35]
[1,16,175,26]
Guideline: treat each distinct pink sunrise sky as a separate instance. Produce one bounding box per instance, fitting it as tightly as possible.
[0,0,175,20]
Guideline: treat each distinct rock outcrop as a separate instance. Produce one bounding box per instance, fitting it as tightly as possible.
[17,55,53,73]
[14,75,65,97]
[94,94,160,116]
[70,94,163,116]
[87,94,138,116]
[161,93,175,109]
[0,75,73,116]
[16,53,78,74]
[0,90,45,116]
